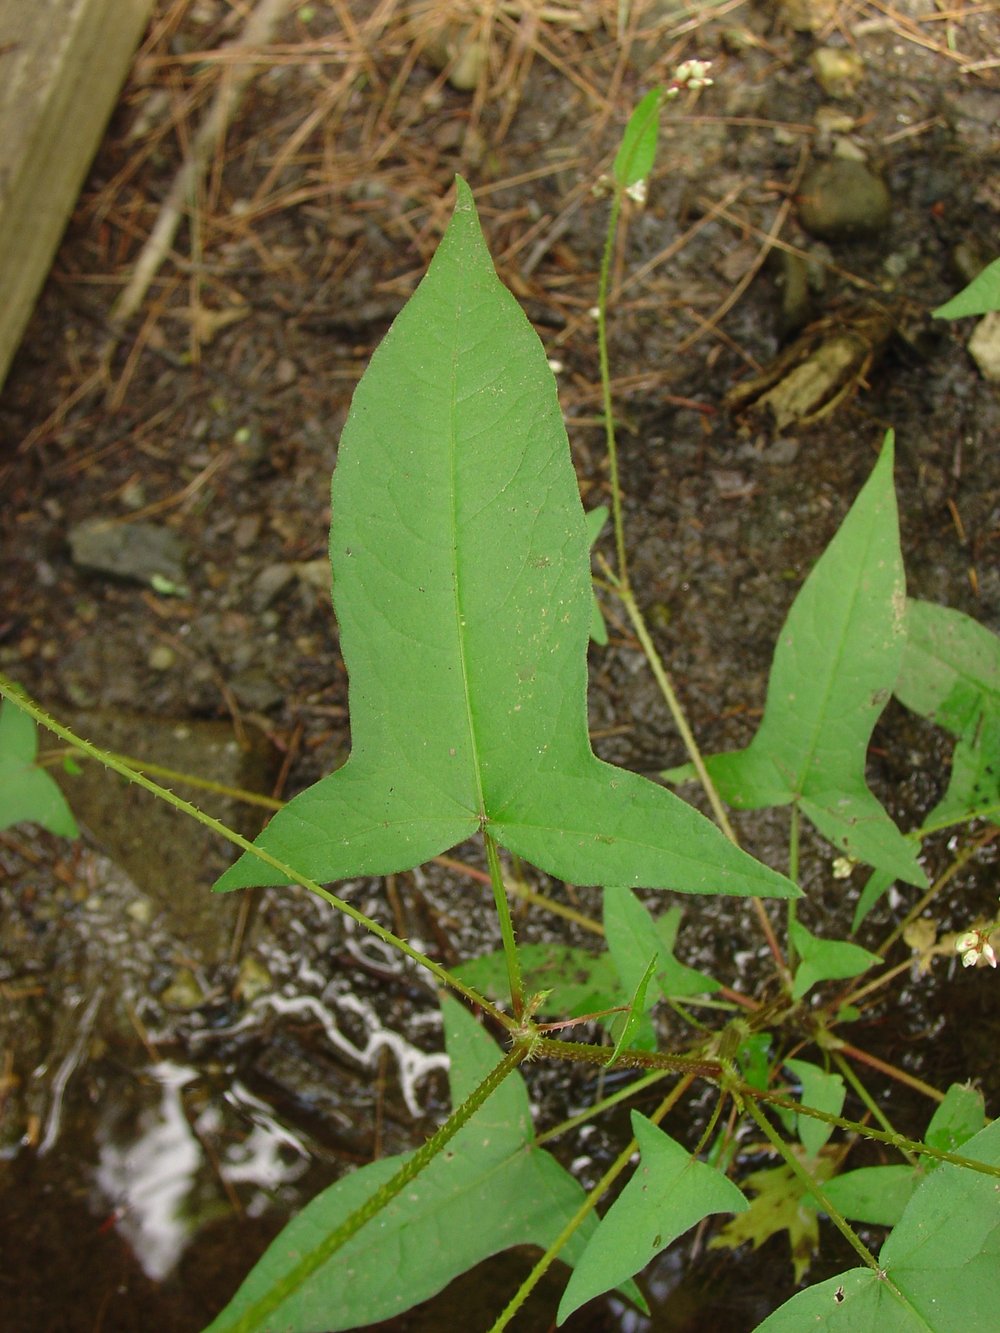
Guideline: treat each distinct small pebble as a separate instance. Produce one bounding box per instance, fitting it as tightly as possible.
[810,47,864,99]
[148,644,176,671]
[968,312,1000,383]
[798,159,891,240]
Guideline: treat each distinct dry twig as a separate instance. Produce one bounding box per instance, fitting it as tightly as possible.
[111,0,294,326]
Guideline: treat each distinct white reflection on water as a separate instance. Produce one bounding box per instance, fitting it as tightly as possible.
[36,986,106,1157]
[196,990,449,1119]
[94,1062,201,1280]
[93,1061,312,1280]
[254,992,449,1118]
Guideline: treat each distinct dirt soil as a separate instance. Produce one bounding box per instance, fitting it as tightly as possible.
[1,1,999,1330]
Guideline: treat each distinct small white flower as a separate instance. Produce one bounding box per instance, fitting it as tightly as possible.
[831,855,855,880]
[956,930,998,968]
[626,178,648,206]
[672,59,714,92]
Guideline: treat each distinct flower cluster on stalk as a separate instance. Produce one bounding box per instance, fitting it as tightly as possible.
[955,902,1000,969]
[956,929,997,969]
[666,59,713,97]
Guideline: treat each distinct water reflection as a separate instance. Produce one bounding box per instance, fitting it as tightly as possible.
[93,1061,312,1282]
[95,1062,202,1280]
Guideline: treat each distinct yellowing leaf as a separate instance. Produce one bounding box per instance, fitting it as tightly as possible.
[709,1152,836,1284]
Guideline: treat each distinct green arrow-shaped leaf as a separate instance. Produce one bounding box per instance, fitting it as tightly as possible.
[215,181,794,902]
[932,256,1000,319]
[457,941,620,1019]
[698,435,925,886]
[0,696,78,838]
[606,952,658,1064]
[784,1058,845,1158]
[756,1116,1000,1331]
[207,996,639,1332]
[816,1164,921,1228]
[558,1112,747,1323]
[604,888,719,1002]
[790,918,880,1001]
[895,600,1000,827]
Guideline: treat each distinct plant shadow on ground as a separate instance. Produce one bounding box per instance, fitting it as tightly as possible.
[0,1,998,1329]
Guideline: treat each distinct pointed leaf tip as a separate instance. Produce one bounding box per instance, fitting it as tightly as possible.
[558,1113,746,1322]
[701,428,922,886]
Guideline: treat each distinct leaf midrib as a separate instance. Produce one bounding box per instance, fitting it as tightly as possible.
[788,493,890,799]
[448,306,487,825]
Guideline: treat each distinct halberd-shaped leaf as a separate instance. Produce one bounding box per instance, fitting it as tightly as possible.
[215,180,794,902]
[790,918,880,1001]
[207,996,639,1332]
[604,889,719,1002]
[695,436,925,886]
[895,600,1000,828]
[558,1112,747,1322]
[756,1116,1000,1330]
[784,1058,845,1158]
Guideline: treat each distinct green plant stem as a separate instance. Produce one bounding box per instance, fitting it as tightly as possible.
[489,1073,696,1333]
[788,802,800,884]
[536,1034,720,1078]
[485,830,524,1018]
[592,180,789,985]
[829,1050,918,1166]
[834,1039,944,1102]
[786,803,800,972]
[835,954,914,1010]
[877,825,998,958]
[741,1096,937,1327]
[503,871,604,934]
[749,1085,999,1176]
[0,679,509,1029]
[596,186,629,585]
[619,581,736,840]
[490,1139,631,1333]
[217,1041,530,1333]
[534,1067,670,1148]
[741,1094,884,1274]
[692,1085,729,1159]
[47,745,287,810]
[598,568,790,982]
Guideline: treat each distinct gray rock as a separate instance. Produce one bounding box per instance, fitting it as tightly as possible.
[68,519,187,589]
[798,159,891,241]
[229,668,284,712]
[969,312,1000,383]
[250,561,296,611]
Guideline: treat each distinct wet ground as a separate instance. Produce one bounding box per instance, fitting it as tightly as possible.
[1,1,998,1329]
